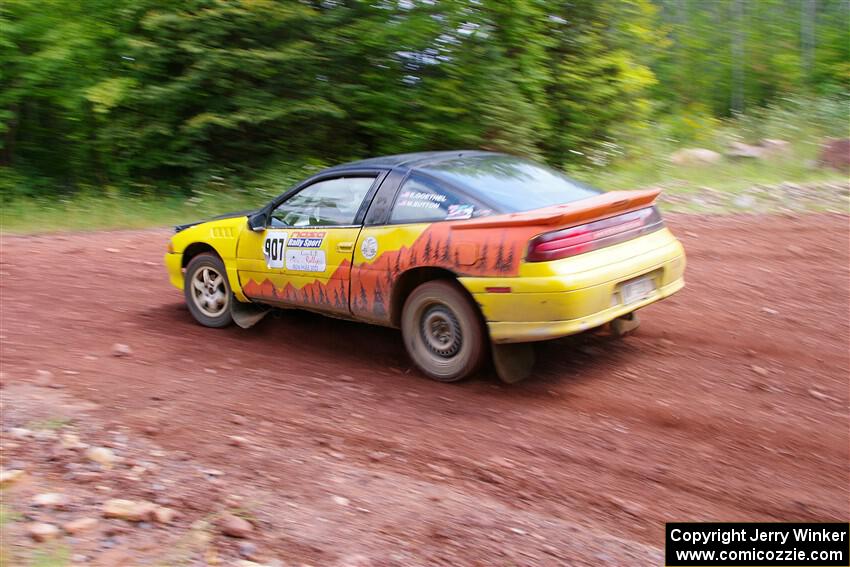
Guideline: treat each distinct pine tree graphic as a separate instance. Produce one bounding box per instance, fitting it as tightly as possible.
[393,252,402,277]
[503,244,514,273]
[333,289,340,308]
[373,282,386,318]
[440,233,452,263]
[423,234,433,261]
[480,241,489,272]
[493,241,505,272]
[453,248,460,267]
[358,284,369,311]
[409,249,418,266]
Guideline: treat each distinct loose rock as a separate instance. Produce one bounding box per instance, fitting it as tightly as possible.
[112,343,132,357]
[63,517,99,535]
[726,141,766,160]
[102,499,157,522]
[238,541,259,559]
[0,469,26,487]
[218,512,253,538]
[35,369,54,386]
[808,389,836,402]
[9,427,32,439]
[86,446,117,468]
[670,148,722,166]
[229,435,249,447]
[818,138,850,172]
[33,492,70,509]
[750,365,769,377]
[27,522,61,542]
[368,451,388,462]
[60,432,87,450]
[151,506,178,524]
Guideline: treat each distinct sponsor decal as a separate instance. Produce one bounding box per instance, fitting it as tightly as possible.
[396,190,446,210]
[446,204,474,220]
[263,231,287,269]
[287,230,326,248]
[285,249,327,272]
[360,236,378,260]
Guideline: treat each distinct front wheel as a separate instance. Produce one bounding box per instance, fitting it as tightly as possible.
[184,253,233,328]
[401,280,486,382]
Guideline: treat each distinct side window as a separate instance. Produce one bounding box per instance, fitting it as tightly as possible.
[389,173,488,224]
[270,176,375,228]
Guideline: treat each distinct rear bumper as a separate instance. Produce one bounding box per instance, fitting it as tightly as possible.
[486,276,683,343]
[164,253,184,290]
[461,228,686,343]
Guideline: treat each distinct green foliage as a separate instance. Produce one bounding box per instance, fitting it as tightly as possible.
[0,0,847,201]
[652,0,850,117]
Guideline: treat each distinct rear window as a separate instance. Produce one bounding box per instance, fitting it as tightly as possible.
[389,173,491,224]
[421,155,600,213]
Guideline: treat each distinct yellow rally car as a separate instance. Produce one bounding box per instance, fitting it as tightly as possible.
[165,151,685,383]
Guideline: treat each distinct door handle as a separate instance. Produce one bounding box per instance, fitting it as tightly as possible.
[337,242,354,252]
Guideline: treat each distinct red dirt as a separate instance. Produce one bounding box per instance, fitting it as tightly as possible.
[1,214,848,565]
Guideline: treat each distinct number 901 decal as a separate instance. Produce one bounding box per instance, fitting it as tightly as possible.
[263,231,287,269]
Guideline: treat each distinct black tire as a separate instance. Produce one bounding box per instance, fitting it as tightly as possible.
[184,253,233,328]
[401,280,486,382]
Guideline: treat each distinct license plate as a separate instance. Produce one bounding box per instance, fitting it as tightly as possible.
[620,276,657,305]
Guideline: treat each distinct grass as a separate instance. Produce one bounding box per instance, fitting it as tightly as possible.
[3,158,845,236]
[29,545,71,567]
[25,417,72,431]
[1,117,847,235]
[1,191,262,234]
[575,144,844,193]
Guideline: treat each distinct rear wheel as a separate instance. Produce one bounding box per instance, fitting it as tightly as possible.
[184,253,233,328]
[401,280,486,382]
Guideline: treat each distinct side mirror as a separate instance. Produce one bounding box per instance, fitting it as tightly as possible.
[248,212,267,232]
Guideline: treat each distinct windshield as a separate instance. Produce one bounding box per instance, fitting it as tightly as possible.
[420,154,601,213]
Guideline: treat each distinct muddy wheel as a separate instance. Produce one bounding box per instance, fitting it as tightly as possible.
[184,253,233,328]
[401,280,486,382]
[492,343,535,384]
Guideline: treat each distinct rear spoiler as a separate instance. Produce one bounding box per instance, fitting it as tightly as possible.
[453,188,661,230]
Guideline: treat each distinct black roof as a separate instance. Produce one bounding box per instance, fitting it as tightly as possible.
[323,150,498,173]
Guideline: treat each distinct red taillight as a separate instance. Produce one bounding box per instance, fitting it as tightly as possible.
[526,206,663,262]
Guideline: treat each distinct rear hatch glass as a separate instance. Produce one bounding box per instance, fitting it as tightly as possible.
[420,155,601,213]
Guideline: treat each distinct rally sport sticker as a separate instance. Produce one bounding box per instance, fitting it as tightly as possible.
[361,236,378,260]
[263,231,287,269]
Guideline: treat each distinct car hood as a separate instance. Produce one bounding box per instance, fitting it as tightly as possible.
[174,209,257,233]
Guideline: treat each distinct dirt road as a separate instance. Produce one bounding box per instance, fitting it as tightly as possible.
[1,214,848,566]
